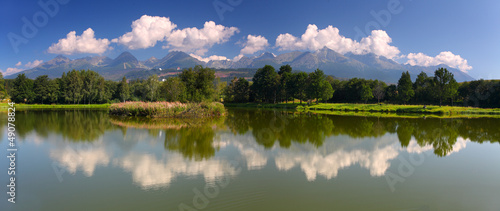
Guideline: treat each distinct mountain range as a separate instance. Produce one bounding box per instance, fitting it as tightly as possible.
[7,47,474,83]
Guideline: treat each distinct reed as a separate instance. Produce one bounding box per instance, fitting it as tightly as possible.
[108,101,225,118]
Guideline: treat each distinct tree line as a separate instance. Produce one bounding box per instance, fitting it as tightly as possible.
[4,66,223,104]
[224,65,500,108]
[3,64,499,108]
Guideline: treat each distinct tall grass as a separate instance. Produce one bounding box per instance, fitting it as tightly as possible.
[109,101,225,118]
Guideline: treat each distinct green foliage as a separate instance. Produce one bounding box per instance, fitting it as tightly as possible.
[251,65,279,103]
[360,82,373,103]
[397,71,414,104]
[161,77,186,102]
[116,77,130,102]
[291,71,308,103]
[413,72,433,104]
[10,74,34,103]
[145,74,160,101]
[179,65,216,102]
[372,80,386,103]
[34,75,59,104]
[433,68,459,106]
[0,72,7,99]
[306,69,329,103]
[458,79,500,108]
[224,77,250,103]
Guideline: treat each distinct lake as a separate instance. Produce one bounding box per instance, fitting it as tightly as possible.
[1,109,499,211]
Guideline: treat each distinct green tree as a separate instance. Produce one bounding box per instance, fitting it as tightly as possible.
[33,75,57,104]
[413,72,433,104]
[397,71,414,104]
[251,65,279,103]
[81,70,101,104]
[179,65,216,102]
[290,72,308,104]
[161,77,186,102]
[278,65,293,103]
[116,76,130,102]
[224,77,250,103]
[320,80,334,102]
[360,82,373,103]
[65,70,84,104]
[306,69,326,103]
[372,80,386,103]
[10,73,35,103]
[433,68,458,106]
[0,72,7,100]
[145,75,160,101]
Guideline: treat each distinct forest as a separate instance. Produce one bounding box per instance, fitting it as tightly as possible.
[1,64,499,108]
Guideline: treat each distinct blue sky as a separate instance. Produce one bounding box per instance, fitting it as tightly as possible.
[1,0,499,79]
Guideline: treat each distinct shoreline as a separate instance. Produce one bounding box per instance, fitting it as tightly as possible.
[3,102,500,118]
[224,102,500,117]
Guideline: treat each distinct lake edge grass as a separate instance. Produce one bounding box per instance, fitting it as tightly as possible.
[108,101,226,118]
[0,103,110,110]
[224,102,500,118]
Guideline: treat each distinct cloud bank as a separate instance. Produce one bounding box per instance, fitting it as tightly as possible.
[43,17,471,71]
[405,51,472,73]
[48,28,111,55]
[275,24,400,60]
[164,21,239,55]
[189,54,229,63]
[112,15,177,50]
[240,35,269,55]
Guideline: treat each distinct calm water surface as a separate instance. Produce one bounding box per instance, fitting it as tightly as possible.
[1,109,499,211]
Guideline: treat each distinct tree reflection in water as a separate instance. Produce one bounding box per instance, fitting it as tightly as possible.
[7,109,500,159]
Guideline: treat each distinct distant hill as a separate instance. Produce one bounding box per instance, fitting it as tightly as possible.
[7,48,475,83]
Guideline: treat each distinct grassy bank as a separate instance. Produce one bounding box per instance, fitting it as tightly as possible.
[109,101,225,118]
[0,103,110,110]
[224,102,500,117]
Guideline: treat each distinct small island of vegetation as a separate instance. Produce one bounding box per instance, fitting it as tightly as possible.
[109,101,225,118]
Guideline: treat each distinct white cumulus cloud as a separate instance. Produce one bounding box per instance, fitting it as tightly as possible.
[240,35,269,55]
[1,68,24,76]
[189,54,229,63]
[25,60,43,68]
[112,15,177,50]
[165,21,239,55]
[232,54,244,61]
[275,24,400,60]
[405,51,472,73]
[48,28,111,55]
[15,62,22,67]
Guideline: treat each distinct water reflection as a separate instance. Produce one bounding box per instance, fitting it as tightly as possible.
[9,109,500,188]
[117,153,239,189]
[15,110,113,142]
